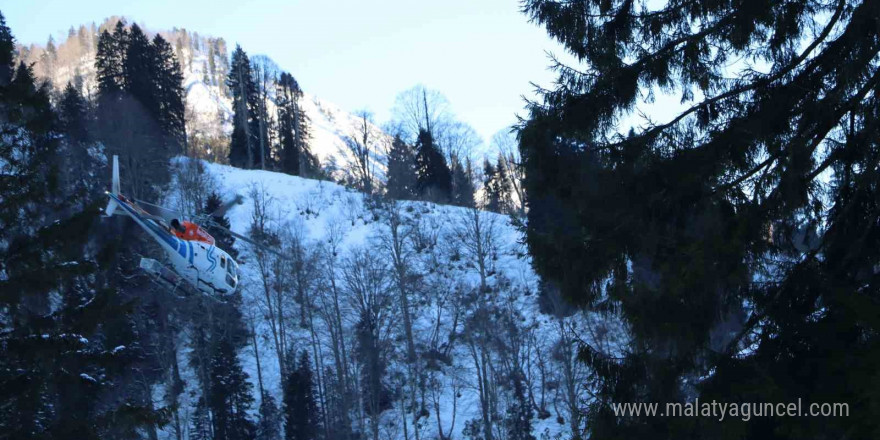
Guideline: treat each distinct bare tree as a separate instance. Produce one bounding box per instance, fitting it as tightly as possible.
[411,207,443,253]
[391,85,451,142]
[247,183,291,376]
[344,248,394,440]
[436,120,482,171]
[451,206,499,293]
[491,129,527,217]
[248,312,267,402]
[251,56,280,170]
[171,157,214,217]
[184,99,229,163]
[380,202,418,362]
[527,329,552,419]
[315,219,356,439]
[276,221,333,438]
[378,201,431,440]
[344,110,378,194]
[428,365,462,440]
[464,300,500,440]
[494,287,538,440]
[543,285,592,437]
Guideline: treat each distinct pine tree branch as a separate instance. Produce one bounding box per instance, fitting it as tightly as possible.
[598,0,846,153]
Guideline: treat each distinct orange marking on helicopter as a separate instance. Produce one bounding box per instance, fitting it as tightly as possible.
[172,221,216,245]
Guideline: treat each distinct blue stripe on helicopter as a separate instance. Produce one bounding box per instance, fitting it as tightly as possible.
[207,246,217,271]
[188,241,194,265]
[177,238,187,258]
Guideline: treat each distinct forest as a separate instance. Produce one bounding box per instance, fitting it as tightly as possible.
[2,1,879,440]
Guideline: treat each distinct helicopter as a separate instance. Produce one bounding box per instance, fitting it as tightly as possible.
[104,155,275,298]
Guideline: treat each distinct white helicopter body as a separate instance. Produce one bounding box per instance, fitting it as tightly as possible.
[104,156,239,296]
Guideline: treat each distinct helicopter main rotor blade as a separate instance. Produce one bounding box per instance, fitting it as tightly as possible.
[134,198,185,221]
[209,194,244,218]
[136,196,287,259]
[204,219,286,258]
[135,193,243,220]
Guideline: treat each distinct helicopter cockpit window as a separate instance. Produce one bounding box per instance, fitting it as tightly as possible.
[226,260,236,276]
[220,256,226,269]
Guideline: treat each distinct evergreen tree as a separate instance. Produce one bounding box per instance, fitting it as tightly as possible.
[45,35,57,58]
[152,34,187,156]
[251,56,276,170]
[277,72,305,176]
[204,191,238,258]
[124,24,159,119]
[0,17,157,435]
[94,20,177,201]
[505,372,535,440]
[414,129,451,201]
[451,156,475,207]
[58,82,101,206]
[356,310,392,440]
[77,25,90,52]
[42,35,57,79]
[493,154,511,213]
[295,111,318,177]
[283,351,319,440]
[256,393,282,440]
[208,41,217,82]
[0,12,13,87]
[190,400,214,440]
[289,76,315,176]
[385,134,418,200]
[94,21,128,99]
[187,293,254,440]
[59,82,90,144]
[208,330,255,440]
[0,60,61,430]
[0,60,58,234]
[482,159,502,213]
[227,45,259,168]
[481,155,512,214]
[519,0,880,438]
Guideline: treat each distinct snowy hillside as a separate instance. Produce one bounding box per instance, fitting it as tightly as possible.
[18,19,389,181]
[161,159,609,440]
[181,48,390,179]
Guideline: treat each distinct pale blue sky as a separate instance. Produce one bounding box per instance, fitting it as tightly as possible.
[1,0,566,144]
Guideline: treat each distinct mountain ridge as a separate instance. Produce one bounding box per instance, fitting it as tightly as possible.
[16,17,390,181]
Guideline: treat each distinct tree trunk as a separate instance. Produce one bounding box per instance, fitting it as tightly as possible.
[251,320,265,398]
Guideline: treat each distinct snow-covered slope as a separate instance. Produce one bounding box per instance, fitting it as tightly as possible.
[160,160,610,440]
[180,46,390,179]
[19,20,389,181]
[19,19,608,439]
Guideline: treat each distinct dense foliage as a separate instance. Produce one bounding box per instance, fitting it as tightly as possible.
[414,129,452,202]
[95,20,186,200]
[0,12,160,437]
[519,0,880,438]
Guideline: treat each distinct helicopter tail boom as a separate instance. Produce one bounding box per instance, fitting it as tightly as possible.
[104,155,122,217]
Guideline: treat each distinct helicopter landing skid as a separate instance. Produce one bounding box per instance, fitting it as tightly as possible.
[139,257,202,298]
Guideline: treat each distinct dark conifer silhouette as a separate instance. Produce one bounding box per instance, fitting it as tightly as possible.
[385,134,418,200]
[227,45,259,168]
[283,351,319,440]
[414,129,451,202]
[520,0,880,438]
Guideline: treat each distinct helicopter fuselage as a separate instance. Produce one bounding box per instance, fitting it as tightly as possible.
[107,192,239,295]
